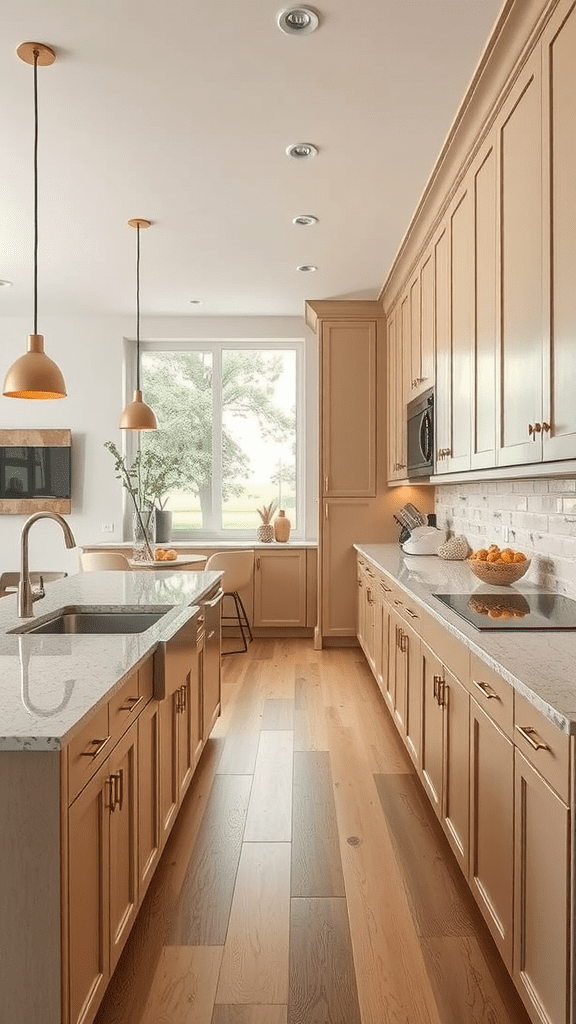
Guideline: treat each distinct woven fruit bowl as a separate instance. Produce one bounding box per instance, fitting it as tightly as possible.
[466,557,531,587]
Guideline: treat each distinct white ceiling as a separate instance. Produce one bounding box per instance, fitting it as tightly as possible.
[0,0,504,319]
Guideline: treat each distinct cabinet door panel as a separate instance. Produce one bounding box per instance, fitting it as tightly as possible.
[158,690,179,844]
[108,726,138,972]
[470,701,513,969]
[472,140,498,468]
[68,762,110,1024]
[322,499,378,637]
[254,549,307,627]
[434,225,451,470]
[498,59,543,465]
[409,273,421,394]
[321,321,376,495]
[420,250,435,391]
[514,751,569,1024]
[420,643,443,814]
[442,667,469,872]
[544,3,576,460]
[138,698,160,895]
[403,621,422,768]
[448,187,473,471]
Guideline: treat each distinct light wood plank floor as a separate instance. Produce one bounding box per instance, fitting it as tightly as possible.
[94,639,531,1024]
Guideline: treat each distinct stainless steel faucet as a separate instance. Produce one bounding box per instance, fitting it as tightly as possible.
[18,512,76,618]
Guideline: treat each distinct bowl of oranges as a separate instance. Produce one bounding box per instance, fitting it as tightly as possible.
[467,545,530,586]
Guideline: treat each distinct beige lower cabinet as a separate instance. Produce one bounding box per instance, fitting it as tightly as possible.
[137,696,161,893]
[355,555,576,1024]
[67,753,112,1024]
[514,751,570,1024]
[253,547,308,627]
[420,640,471,876]
[469,698,514,968]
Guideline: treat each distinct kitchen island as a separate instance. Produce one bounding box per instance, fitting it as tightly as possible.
[0,569,223,1024]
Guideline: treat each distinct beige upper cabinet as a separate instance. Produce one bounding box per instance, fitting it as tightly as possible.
[442,182,474,474]
[409,247,435,398]
[387,304,407,481]
[471,136,498,470]
[542,1,576,461]
[321,320,376,496]
[497,53,544,467]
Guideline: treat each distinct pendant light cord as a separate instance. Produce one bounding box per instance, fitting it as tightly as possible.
[136,223,141,391]
[33,48,39,336]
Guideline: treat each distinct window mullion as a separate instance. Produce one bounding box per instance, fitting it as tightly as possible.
[211,346,223,533]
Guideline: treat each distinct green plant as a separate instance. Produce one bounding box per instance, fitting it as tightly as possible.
[104,440,183,559]
[104,441,182,511]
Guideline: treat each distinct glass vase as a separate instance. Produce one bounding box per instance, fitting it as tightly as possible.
[132,506,156,562]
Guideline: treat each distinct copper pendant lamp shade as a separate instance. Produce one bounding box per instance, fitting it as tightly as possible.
[120,219,157,431]
[3,43,67,400]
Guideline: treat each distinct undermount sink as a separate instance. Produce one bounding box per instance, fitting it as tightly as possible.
[8,606,171,635]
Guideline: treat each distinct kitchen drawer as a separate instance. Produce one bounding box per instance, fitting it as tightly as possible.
[109,670,147,744]
[514,691,570,803]
[469,654,513,738]
[376,572,400,604]
[422,614,469,682]
[67,702,110,804]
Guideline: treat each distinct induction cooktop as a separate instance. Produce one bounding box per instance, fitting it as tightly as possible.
[432,591,576,631]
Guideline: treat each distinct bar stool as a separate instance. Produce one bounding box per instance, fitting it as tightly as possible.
[204,550,254,654]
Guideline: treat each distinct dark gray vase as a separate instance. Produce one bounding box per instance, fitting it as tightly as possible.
[155,509,173,544]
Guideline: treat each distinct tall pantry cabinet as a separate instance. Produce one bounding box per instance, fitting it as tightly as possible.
[305,300,387,647]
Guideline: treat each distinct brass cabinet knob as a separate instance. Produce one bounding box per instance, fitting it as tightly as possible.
[528,422,542,437]
[542,421,551,432]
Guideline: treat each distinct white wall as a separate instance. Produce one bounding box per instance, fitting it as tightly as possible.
[0,315,317,575]
[435,477,576,598]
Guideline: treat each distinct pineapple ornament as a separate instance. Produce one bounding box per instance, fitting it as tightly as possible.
[256,500,277,542]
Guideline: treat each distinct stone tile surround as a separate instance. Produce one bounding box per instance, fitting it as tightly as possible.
[435,477,576,598]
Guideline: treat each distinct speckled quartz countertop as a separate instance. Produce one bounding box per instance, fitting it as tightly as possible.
[355,543,576,735]
[0,570,222,752]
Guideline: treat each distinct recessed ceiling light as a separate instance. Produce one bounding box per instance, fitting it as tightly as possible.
[297,265,318,272]
[189,299,202,305]
[293,214,318,226]
[286,142,318,159]
[0,280,13,288]
[277,7,320,35]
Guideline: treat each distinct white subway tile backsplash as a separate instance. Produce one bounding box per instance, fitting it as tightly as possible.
[435,476,576,598]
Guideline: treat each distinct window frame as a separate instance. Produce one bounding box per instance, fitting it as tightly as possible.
[122,337,306,542]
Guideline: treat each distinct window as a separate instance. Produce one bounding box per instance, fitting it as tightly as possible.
[127,340,304,539]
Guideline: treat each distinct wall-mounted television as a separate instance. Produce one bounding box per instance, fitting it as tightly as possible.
[0,429,71,514]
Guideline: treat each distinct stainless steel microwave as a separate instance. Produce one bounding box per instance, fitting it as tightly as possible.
[407,387,434,478]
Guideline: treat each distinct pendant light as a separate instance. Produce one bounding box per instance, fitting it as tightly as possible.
[119,219,157,430]
[3,42,67,400]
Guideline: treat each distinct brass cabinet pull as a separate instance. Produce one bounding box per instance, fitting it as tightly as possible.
[80,735,111,758]
[380,582,392,593]
[542,421,551,432]
[115,768,124,811]
[394,599,403,607]
[180,684,187,712]
[404,607,418,619]
[473,678,499,701]
[324,476,329,492]
[175,687,182,713]
[400,631,408,653]
[528,422,542,437]
[395,624,400,649]
[515,725,550,751]
[120,695,144,714]
[433,674,445,705]
[106,776,116,812]
[325,503,329,519]
[393,462,406,471]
